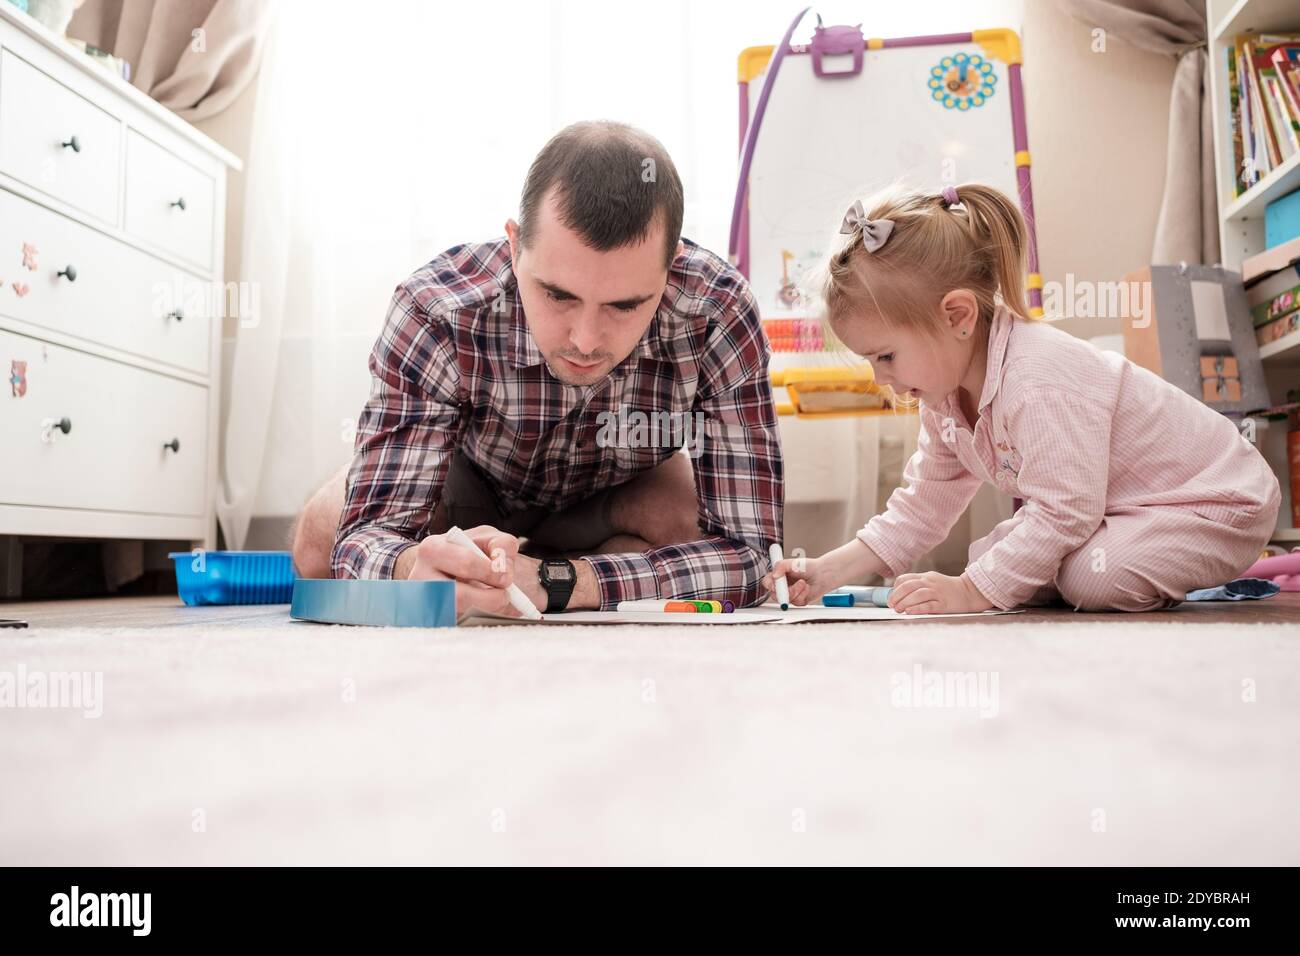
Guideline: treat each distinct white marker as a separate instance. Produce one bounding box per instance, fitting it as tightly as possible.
[445,525,544,620]
[769,543,790,610]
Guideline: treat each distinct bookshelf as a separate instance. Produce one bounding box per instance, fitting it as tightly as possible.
[1206,0,1300,541]
[1212,0,1300,46]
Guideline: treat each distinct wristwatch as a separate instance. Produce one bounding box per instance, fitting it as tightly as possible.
[539,558,577,613]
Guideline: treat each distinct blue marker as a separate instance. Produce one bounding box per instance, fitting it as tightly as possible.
[821,586,892,608]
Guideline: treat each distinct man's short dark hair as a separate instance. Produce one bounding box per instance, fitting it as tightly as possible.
[518,121,684,268]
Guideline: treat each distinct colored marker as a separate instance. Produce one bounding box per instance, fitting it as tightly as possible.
[445,525,544,620]
[617,599,735,613]
[821,586,893,608]
[617,600,701,613]
[769,543,790,610]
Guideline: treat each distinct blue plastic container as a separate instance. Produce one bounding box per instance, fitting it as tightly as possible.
[170,550,296,606]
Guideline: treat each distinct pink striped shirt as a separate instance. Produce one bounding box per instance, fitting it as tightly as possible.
[858,305,1281,609]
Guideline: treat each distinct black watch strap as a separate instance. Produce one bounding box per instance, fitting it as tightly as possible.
[540,559,576,613]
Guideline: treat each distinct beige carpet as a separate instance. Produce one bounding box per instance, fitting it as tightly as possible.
[1,616,1296,865]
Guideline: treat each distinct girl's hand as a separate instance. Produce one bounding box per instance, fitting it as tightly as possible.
[889,571,995,615]
[762,554,835,607]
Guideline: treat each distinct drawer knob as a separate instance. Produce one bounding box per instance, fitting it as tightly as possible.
[61,135,81,153]
[168,309,184,322]
[164,438,181,453]
[58,265,78,282]
[171,197,187,211]
[40,417,72,443]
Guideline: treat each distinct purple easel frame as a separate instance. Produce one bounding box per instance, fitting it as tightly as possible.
[733,27,1042,317]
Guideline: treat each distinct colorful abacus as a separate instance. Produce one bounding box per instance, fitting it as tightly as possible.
[762,318,828,352]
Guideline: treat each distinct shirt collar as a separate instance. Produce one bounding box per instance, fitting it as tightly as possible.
[975,304,1015,411]
[935,303,1015,420]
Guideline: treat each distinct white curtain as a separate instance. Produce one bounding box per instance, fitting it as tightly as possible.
[218,0,1024,549]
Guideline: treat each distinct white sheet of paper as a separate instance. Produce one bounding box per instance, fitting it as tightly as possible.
[456,605,1019,626]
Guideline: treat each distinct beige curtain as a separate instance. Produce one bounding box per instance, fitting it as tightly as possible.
[1056,0,1218,266]
[68,0,271,121]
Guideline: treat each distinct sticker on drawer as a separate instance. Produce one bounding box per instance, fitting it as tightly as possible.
[10,359,26,397]
[7,242,38,298]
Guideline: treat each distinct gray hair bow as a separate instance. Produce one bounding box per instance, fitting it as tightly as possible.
[839,200,894,253]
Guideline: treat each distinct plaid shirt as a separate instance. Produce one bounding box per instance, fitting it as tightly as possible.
[331,237,784,609]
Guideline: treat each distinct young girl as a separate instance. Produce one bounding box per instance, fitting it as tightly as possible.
[765,183,1281,613]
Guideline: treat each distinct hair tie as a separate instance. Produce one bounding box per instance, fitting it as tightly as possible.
[941,186,960,207]
[838,199,894,253]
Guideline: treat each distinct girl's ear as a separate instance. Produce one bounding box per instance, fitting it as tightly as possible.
[940,289,980,340]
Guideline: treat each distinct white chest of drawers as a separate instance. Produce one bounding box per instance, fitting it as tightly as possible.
[0,4,240,583]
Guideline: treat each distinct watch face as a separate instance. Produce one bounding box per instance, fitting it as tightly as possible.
[546,562,574,583]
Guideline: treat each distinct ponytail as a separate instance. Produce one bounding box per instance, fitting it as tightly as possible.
[948,183,1030,320]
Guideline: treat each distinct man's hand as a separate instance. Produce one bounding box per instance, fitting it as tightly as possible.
[888,571,995,615]
[400,525,533,617]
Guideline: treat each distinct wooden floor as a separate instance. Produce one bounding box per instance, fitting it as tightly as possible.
[2,591,1298,629]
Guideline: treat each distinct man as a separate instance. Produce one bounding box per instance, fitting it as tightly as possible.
[292,121,784,616]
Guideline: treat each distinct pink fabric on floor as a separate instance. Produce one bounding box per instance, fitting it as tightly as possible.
[1243,551,1300,592]
[970,505,1277,611]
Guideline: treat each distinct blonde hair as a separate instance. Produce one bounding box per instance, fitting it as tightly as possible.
[816,183,1035,343]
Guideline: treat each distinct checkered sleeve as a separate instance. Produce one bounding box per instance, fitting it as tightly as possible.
[330,284,466,579]
[584,285,785,608]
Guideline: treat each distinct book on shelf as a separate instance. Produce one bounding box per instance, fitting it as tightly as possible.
[1272,46,1300,123]
[1229,41,1244,195]
[1243,235,1300,283]
[1228,34,1300,195]
[1248,272,1300,347]
[1243,235,1300,348]
[1256,311,1300,347]
[1248,275,1299,325]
